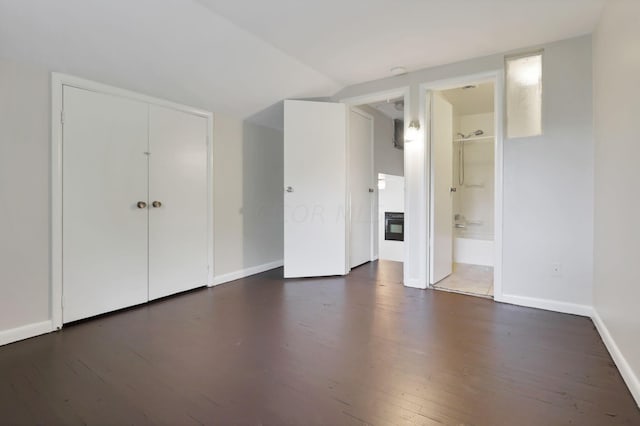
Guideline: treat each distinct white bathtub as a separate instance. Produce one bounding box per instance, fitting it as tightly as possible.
[454,230,494,266]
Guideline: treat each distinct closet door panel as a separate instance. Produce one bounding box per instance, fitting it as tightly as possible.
[62,86,149,322]
[148,105,208,300]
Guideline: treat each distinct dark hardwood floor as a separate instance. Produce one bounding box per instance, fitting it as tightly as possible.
[0,261,638,425]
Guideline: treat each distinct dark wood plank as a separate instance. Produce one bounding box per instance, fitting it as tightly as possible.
[0,261,638,425]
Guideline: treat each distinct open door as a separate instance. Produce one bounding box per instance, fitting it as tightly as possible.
[349,108,374,268]
[429,93,454,284]
[284,100,348,278]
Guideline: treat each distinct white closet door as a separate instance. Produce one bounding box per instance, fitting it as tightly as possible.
[284,100,348,278]
[429,93,454,284]
[148,105,209,300]
[349,109,373,268]
[62,86,149,322]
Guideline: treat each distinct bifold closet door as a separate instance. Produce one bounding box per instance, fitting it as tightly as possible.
[148,105,209,300]
[62,86,149,323]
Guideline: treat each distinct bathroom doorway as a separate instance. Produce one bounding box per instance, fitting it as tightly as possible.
[428,80,499,298]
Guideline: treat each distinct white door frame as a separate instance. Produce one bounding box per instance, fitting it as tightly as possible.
[349,106,376,265]
[51,73,215,330]
[419,70,504,301]
[339,87,411,275]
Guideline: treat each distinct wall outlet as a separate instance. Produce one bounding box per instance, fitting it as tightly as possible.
[551,263,563,277]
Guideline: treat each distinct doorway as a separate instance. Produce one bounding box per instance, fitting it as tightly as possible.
[426,78,502,299]
[351,96,406,268]
[283,90,409,278]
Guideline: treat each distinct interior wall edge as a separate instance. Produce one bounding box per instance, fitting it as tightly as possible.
[592,308,640,408]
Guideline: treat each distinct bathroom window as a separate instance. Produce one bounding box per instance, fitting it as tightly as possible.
[505,51,542,138]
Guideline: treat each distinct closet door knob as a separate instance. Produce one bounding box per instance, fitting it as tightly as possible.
[137,201,147,209]
[152,201,162,208]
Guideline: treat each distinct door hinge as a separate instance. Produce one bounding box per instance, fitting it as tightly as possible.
[60,110,65,125]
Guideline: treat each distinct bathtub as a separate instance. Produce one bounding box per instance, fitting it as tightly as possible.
[453,229,494,266]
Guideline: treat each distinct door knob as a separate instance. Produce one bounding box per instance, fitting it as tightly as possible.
[369,188,374,193]
[152,201,162,208]
[450,187,457,193]
[137,201,147,209]
[286,186,294,193]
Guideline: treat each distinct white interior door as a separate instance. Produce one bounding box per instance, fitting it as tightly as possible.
[62,86,149,322]
[429,92,454,284]
[148,105,209,300]
[349,109,373,268]
[284,100,348,278]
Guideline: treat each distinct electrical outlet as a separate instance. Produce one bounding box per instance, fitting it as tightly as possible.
[551,263,562,277]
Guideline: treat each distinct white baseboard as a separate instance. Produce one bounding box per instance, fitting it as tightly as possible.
[211,259,283,286]
[404,279,428,289]
[496,294,593,317]
[592,309,640,407]
[0,320,53,347]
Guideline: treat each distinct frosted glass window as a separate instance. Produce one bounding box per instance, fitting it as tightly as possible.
[506,52,542,138]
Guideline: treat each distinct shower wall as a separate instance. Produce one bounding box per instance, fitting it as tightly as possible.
[452,112,495,239]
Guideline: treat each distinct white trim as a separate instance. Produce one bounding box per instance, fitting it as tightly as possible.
[51,73,215,328]
[493,71,505,301]
[592,309,640,407]
[403,278,426,289]
[0,320,53,347]
[212,260,284,286]
[420,71,504,299]
[207,113,215,286]
[498,294,593,317]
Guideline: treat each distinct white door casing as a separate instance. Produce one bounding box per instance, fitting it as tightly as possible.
[349,108,374,268]
[429,92,454,284]
[283,100,348,278]
[148,105,209,300]
[62,86,149,322]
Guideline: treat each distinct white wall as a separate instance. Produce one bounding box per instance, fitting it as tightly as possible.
[378,174,404,262]
[593,0,640,405]
[0,59,284,342]
[334,35,594,313]
[0,60,51,332]
[213,115,284,277]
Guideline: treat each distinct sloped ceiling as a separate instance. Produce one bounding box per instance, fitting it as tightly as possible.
[0,0,606,127]
[0,0,340,122]
[198,0,605,85]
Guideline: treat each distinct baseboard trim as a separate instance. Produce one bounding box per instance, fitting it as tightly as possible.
[496,294,593,317]
[211,260,284,286]
[0,320,53,347]
[404,279,428,289]
[592,309,640,407]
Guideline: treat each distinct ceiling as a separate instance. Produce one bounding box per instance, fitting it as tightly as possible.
[0,0,340,122]
[370,98,405,120]
[0,0,605,127]
[440,83,494,116]
[197,0,605,85]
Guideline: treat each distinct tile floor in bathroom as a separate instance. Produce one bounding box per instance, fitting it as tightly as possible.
[433,263,494,298]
